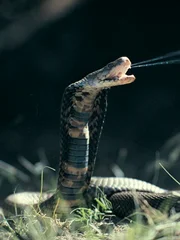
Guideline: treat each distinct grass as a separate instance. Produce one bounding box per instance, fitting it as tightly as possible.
[1,194,180,240]
[1,157,180,239]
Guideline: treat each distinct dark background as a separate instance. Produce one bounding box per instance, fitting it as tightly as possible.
[0,0,180,199]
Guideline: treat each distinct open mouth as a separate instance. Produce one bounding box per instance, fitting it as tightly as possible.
[98,56,135,86]
[126,67,133,76]
[106,64,134,82]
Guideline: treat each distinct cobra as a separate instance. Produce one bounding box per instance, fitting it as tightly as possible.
[3,56,180,219]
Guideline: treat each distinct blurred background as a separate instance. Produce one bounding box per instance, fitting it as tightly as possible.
[0,0,180,200]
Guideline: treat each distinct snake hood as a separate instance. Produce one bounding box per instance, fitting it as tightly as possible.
[85,56,135,89]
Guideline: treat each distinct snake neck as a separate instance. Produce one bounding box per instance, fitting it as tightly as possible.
[57,85,100,206]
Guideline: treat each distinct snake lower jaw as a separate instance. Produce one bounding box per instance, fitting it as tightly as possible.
[103,74,135,87]
[119,74,135,85]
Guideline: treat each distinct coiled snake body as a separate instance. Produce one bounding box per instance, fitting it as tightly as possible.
[3,57,180,218]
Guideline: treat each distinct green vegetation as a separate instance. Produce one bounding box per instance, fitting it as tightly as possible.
[1,158,180,239]
[1,192,180,239]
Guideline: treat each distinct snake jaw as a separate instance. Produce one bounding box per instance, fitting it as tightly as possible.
[103,56,135,86]
[87,56,135,88]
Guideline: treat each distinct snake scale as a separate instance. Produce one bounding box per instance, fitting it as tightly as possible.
[3,56,180,219]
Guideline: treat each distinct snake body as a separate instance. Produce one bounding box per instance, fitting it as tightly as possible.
[3,56,180,218]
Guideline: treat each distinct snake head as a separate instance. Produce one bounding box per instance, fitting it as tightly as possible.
[87,57,135,88]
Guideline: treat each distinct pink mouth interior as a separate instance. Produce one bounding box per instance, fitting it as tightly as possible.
[108,65,130,79]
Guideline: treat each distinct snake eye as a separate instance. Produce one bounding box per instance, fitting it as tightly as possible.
[107,62,114,69]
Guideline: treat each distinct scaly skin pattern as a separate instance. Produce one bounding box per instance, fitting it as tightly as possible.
[3,57,180,219]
